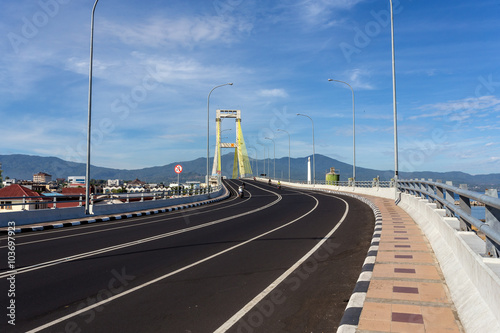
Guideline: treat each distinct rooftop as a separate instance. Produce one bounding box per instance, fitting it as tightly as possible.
[0,184,41,198]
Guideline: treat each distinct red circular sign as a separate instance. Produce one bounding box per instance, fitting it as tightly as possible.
[174,164,183,174]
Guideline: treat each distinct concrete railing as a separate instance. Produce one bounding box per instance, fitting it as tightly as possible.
[256,178,397,200]
[0,185,226,227]
[398,192,500,333]
[398,179,500,258]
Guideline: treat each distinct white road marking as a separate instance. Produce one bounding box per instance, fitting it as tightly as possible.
[0,182,249,248]
[26,189,318,333]
[0,183,281,279]
[214,195,349,333]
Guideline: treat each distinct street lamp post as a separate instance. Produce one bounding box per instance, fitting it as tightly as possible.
[328,78,355,186]
[263,147,266,177]
[264,137,275,179]
[207,83,233,187]
[266,146,270,178]
[390,0,399,182]
[296,113,315,185]
[85,0,99,215]
[256,151,258,176]
[277,129,290,182]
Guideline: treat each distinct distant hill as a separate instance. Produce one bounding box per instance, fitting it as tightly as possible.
[1,154,499,191]
[0,154,209,184]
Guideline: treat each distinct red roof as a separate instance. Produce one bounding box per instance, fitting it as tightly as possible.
[62,188,86,195]
[0,184,41,198]
[128,178,146,185]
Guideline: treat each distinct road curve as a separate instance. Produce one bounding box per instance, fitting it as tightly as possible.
[0,179,375,332]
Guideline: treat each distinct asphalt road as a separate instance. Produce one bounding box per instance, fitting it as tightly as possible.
[0,180,375,333]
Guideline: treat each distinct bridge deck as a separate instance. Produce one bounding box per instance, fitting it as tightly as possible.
[357,195,463,332]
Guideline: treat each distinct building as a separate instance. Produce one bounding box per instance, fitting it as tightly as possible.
[185,181,201,189]
[3,178,16,187]
[103,185,124,194]
[68,176,86,187]
[125,178,146,193]
[0,184,48,212]
[107,179,124,187]
[33,172,52,183]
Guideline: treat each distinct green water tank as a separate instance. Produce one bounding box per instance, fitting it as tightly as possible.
[326,167,340,184]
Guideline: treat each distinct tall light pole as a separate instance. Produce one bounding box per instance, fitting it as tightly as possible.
[263,146,266,177]
[328,78,356,185]
[390,0,399,182]
[277,129,290,182]
[207,83,233,187]
[256,150,259,176]
[85,0,99,215]
[266,146,270,178]
[297,113,315,185]
[265,137,275,179]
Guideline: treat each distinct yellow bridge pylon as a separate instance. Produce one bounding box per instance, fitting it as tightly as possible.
[211,110,253,179]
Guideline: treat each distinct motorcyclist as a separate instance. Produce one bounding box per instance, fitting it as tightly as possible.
[238,186,244,198]
[277,181,281,189]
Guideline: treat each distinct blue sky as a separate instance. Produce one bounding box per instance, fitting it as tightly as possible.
[1,0,500,175]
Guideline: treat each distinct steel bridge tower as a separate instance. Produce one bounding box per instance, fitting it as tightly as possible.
[211,110,253,179]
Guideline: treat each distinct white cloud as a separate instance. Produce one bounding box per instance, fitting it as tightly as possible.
[257,88,289,98]
[348,68,374,90]
[296,0,364,26]
[100,14,252,48]
[410,95,500,120]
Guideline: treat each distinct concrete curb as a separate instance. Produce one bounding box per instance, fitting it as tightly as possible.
[2,188,231,235]
[327,191,381,333]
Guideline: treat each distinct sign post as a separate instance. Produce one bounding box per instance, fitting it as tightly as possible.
[174,164,183,195]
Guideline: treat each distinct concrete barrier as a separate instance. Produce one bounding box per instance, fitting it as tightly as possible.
[0,187,226,227]
[0,206,87,227]
[262,178,396,199]
[398,192,500,333]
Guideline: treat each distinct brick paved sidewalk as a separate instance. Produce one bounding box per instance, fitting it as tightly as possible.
[356,196,464,333]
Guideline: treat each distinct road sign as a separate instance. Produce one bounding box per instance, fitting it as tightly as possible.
[174,164,183,174]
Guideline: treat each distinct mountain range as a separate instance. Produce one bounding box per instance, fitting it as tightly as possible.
[1,154,499,191]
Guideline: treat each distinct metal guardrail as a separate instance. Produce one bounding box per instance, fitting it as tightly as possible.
[269,178,395,188]
[398,179,500,258]
[264,176,499,257]
[0,186,221,211]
